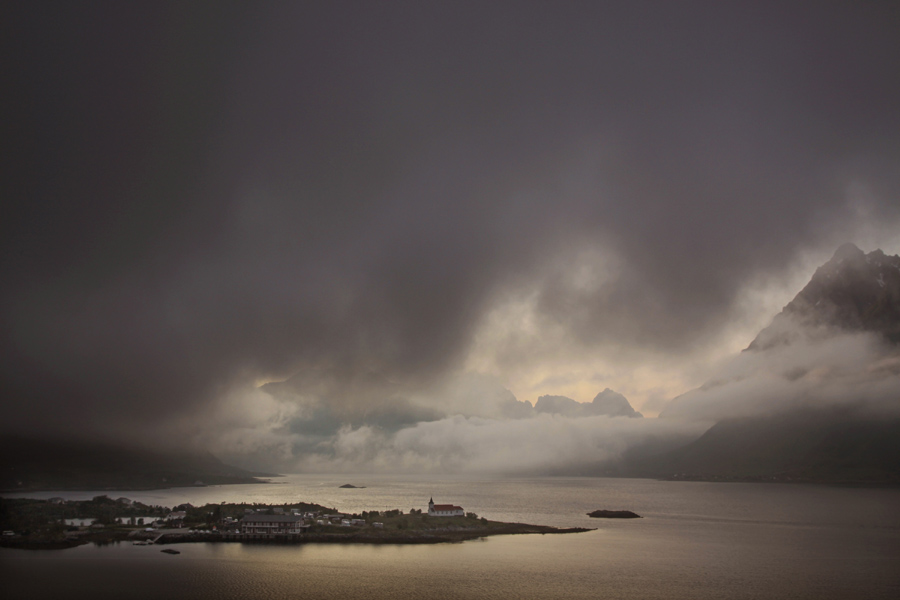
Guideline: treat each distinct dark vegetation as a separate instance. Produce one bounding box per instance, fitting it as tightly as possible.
[0,495,169,549]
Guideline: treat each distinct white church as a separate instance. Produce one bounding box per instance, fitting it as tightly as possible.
[428,497,464,517]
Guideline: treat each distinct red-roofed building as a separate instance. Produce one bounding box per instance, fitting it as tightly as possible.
[428,497,464,517]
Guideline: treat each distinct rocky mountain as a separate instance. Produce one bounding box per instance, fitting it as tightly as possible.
[644,244,900,483]
[535,389,642,418]
[748,243,900,351]
[590,388,643,418]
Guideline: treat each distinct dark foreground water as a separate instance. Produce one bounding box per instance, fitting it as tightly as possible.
[3,476,899,599]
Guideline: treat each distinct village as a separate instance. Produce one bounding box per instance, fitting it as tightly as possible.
[221,498,468,541]
[0,494,589,549]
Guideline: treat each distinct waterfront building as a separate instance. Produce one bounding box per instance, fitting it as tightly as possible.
[240,514,308,539]
[428,497,464,517]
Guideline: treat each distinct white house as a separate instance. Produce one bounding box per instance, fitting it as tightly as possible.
[428,497,464,517]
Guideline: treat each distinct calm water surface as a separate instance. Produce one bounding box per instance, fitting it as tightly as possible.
[3,476,899,599]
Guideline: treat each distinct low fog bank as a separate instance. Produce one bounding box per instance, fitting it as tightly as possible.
[662,329,900,423]
[188,372,701,474]
[201,320,900,475]
[299,414,702,475]
[10,240,899,478]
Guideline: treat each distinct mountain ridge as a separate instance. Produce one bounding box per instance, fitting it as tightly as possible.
[535,389,642,418]
[644,244,900,483]
[748,243,900,351]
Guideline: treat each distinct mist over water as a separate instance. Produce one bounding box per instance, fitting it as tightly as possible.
[4,477,899,599]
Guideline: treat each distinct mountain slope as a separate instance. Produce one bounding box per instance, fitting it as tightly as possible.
[748,243,900,350]
[0,436,275,491]
[640,409,900,483]
[646,245,900,483]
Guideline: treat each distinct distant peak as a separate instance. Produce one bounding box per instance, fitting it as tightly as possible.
[831,242,864,262]
[746,244,900,350]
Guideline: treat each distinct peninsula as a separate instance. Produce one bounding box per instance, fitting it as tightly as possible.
[0,497,591,550]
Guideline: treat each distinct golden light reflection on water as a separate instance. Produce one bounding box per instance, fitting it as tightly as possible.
[3,478,900,599]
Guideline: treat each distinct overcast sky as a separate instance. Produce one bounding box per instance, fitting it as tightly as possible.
[3,1,900,453]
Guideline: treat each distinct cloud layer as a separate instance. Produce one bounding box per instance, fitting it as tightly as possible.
[662,331,900,423]
[2,2,900,456]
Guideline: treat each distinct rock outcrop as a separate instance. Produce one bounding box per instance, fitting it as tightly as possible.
[535,389,642,418]
[748,243,900,351]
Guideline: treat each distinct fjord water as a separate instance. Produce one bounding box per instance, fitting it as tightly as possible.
[3,476,899,599]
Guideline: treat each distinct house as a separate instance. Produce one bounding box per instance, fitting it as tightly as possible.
[166,510,187,527]
[428,497,464,517]
[116,497,133,505]
[240,514,308,539]
[48,497,65,505]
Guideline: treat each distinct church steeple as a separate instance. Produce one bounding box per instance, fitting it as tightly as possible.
[428,497,434,513]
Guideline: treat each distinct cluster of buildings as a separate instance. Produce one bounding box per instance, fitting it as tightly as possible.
[234,498,466,540]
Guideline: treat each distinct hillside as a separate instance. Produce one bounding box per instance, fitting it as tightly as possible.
[0,436,275,492]
[645,245,900,483]
[639,409,900,483]
[748,243,900,350]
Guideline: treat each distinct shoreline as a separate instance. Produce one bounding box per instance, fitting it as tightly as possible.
[0,478,275,495]
[1,523,594,551]
[6,475,900,496]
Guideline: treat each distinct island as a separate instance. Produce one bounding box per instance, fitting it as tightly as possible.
[587,510,641,519]
[339,484,365,489]
[0,496,592,550]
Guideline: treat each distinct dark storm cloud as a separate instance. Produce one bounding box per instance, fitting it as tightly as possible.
[2,1,899,439]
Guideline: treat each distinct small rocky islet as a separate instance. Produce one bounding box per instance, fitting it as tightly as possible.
[587,509,641,519]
